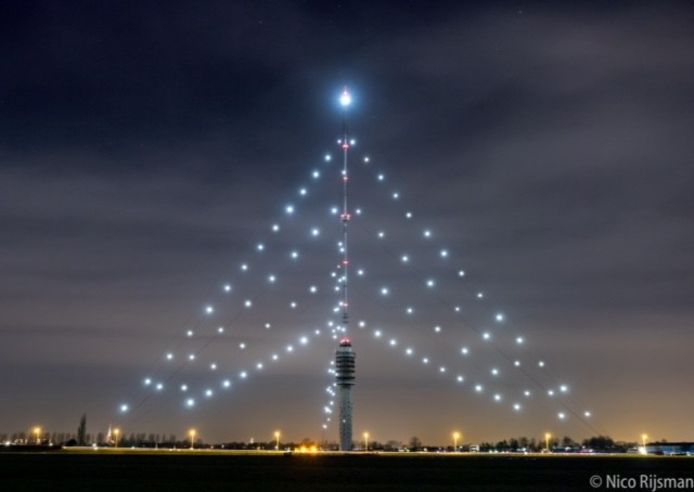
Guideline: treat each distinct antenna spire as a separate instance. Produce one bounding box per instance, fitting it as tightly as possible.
[335,87,355,451]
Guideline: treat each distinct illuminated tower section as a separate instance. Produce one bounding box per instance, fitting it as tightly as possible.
[336,337,355,451]
[335,87,355,451]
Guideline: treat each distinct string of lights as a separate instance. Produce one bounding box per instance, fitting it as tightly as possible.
[117,88,599,439]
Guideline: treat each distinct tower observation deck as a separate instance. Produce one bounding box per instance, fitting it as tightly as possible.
[336,337,355,450]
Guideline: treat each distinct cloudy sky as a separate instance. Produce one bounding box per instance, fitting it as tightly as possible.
[1,1,693,444]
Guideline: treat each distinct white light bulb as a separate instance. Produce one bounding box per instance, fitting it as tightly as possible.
[339,90,352,107]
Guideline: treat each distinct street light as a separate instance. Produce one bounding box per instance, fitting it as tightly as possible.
[363,432,370,451]
[189,429,197,450]
[113,428,121,448]
[33,426,42,445]
[452,431,461,452]
[641,433,649,454]
[545,432,552,453]
[274,430,281,451]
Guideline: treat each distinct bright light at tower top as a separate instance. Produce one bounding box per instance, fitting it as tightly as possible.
[339,88,352,107]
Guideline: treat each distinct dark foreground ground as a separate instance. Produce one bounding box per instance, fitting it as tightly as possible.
[1,451,692,492]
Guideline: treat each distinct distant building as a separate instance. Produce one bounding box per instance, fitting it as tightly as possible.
[646,442,694,456]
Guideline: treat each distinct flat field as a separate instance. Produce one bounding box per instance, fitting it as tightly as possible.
[1,450,692,491]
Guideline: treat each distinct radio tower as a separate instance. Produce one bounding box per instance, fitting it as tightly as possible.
[335,87,356,451]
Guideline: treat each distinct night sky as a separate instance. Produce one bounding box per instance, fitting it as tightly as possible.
[1,1,693,445]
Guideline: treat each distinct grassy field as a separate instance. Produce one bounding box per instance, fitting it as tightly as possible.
[1,449,692,491]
